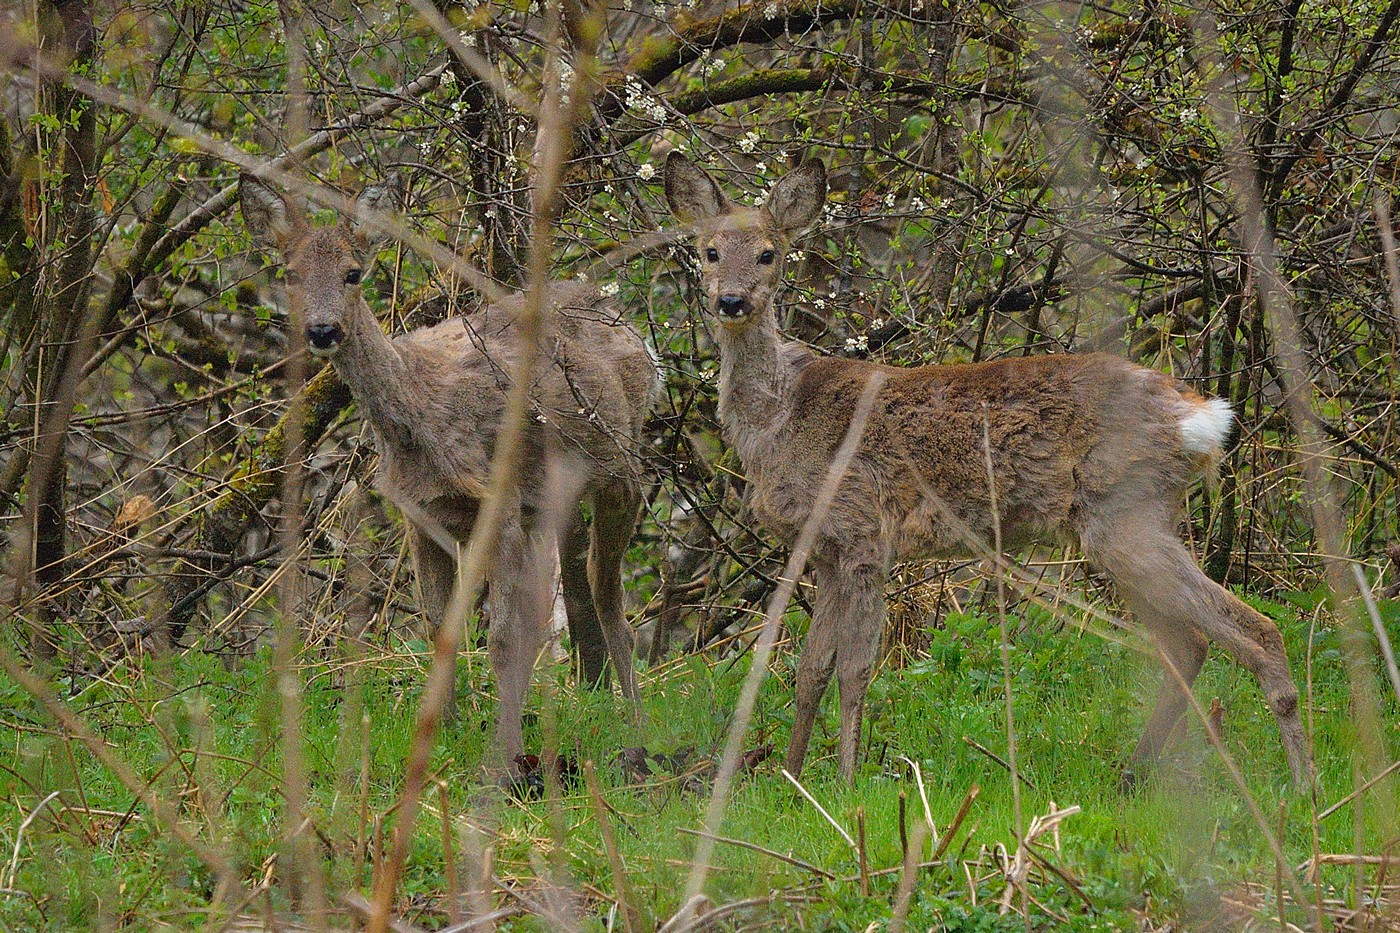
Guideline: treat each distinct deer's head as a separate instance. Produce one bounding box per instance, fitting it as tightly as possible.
[663,153,826,328]
[239,175,403,357]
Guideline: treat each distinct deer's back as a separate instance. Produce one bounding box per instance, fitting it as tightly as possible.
[485,282,657,483]
[748,352,1207,557]
[384,283,655,505]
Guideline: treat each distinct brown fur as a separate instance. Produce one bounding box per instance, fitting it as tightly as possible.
[664,154,1310,785]
[239,176,657,768]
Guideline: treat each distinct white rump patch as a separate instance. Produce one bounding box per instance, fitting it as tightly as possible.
[1178,397,1234,455]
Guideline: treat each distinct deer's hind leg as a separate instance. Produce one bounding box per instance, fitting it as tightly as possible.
[587,480,642,702]
[1082,512,1310,785]
[559,508,610,688]
[1124,623,1208,788]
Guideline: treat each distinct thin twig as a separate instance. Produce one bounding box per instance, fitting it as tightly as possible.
[932,785,980,861]
[962,736,1038,791]
[781,769,856,849]
[676,829,834,879]
[1317,758,1400,823]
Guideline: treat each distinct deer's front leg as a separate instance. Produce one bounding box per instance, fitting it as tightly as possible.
[832,552,890,783]
[784,560,841,779]
[487,514,554,772]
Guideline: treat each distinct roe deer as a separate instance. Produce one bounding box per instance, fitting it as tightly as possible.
[663,154,1310,786]
[239,175,657,768]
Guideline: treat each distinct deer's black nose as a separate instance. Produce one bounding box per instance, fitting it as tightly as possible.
[306,323,344,354]
[717,294,747,317]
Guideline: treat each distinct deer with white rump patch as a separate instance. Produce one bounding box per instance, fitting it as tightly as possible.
[239,175,657,769]
[664,153,1310,786]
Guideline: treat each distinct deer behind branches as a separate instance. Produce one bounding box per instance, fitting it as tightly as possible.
[238,175,657,768]
[664,153,1310,786]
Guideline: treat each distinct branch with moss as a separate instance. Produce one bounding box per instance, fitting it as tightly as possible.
[159,365,353,641]
[595,0,921,123]
[608,66,1034,147]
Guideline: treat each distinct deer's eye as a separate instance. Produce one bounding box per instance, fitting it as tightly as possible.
[705,247,719,263]
[344,269,363,285]
[758,249,776,265]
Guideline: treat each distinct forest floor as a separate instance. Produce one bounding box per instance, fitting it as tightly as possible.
[2,592,1398,931]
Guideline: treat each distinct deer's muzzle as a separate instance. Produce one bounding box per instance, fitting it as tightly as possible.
[716,294,749,319]
[306,323,344,356]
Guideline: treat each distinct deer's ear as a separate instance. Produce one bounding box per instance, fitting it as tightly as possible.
[239,174,301,250]
[348,176,406,250]
[764,160,826,235]
[664,152,729,223]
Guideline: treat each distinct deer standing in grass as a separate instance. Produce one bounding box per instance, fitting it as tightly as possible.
[664,154,1310,786]
[239,176,657,768]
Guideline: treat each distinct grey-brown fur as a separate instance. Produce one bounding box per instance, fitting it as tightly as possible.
[239,176,657,768]
[664,153,1310,785]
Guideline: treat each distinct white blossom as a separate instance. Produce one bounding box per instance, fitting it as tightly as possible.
[600,281,620,297]
[738,131,760,153]
[637,163,656,180]
[624,76,667,122]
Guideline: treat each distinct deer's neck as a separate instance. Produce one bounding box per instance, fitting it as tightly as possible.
[714,312,792,463]
[330,299,417,446]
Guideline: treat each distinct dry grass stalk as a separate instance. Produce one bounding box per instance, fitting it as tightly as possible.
[856,806,870,897]
[980,401,1028,925]
[890,819,932,933]
[898,790,908,861]
[962,736,1038,792]
[437,781,462,924]
[780,768,856,849]
[584,761,639,933]
[996,803,1081,914]
[679,373,886,904]
[0,645,239,896]
[356,710,372,881]
[675,828,835,879]
[932,784,981,861]
[365,6,604,928]
[899,756,939,856]
[1317,758,1400,824]
[1198,16,1392,923]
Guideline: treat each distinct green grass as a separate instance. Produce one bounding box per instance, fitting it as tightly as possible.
[1,596,1397,930]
